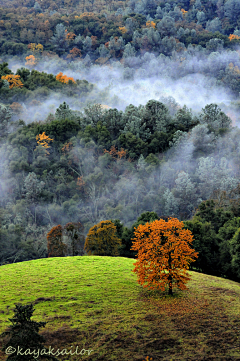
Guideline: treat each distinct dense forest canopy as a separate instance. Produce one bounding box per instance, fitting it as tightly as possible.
[1,0,240,284]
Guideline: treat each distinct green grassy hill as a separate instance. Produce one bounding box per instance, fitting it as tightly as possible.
[0,256,240,361]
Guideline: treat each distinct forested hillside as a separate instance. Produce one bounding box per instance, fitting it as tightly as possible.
[1,0,240,284]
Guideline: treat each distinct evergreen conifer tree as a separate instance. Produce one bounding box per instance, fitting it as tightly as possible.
[1,303,58,361]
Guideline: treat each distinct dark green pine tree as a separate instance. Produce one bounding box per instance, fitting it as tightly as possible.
[1,303,58,361]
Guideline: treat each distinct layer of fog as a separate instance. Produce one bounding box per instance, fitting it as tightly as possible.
[7,48,240,124]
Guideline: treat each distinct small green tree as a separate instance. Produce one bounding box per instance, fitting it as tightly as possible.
[229,228,240,280]
[217,218,240,280]
[200,103,231,132]
[64,222,85,256]
[1,303,58,361]
[84,220,122,256]
[55,102,73,120]
[184,218,219,275]
[0,103,12,137]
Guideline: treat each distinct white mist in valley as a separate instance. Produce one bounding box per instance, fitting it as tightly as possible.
[7,48,240,124]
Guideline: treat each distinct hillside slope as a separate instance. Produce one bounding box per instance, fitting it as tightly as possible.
[0,256,240,360]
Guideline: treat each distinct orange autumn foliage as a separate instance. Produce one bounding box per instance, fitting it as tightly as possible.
[47,225,66,257]
[91,35,98,47]
[66,31,76,41]
[36,132,54,154]
[66,47,82,60]
[229,34,240,41]
[61,141,73,153]
[56,72,76,84]
[78,12,97,20]
[1,74,23,89]
[146,20,156,28]
[104,145,127,159]
[25,55,37,67]
[181,8,188,16]
[131,217,198,295]
[119,26,127,34]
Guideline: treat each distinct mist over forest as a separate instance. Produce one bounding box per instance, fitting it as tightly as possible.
[6,49,240,118]
[1,0,240,281]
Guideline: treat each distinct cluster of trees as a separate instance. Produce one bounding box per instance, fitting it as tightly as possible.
[0,63,94,104]
[83,216,198,295]
[2,0,240,97]
[1,0,240,300]
[45,213,198,296]
[59,196,240,286]
[1,0,240,70]
[47,221,85,257]
[81,201,240,284]
[0,96,239,268]
[0,0,125,14]
[184,198,240,281]
[33,100,230,160]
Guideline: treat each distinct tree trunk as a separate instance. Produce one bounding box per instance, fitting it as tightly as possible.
[34,203,37,225]
[168,276,173,295]
[168,251,173,295]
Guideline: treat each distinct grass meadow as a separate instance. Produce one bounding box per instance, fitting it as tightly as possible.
[0,255,240,360]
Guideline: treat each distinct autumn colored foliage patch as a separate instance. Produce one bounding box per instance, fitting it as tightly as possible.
[61,141,73,154]
[47,225,66,257]
[119,26,127,34]
[84,220,122,256]
[47,222,85,257]
[66,47,82,60]
[25,55,37,67]
[181,8,188,16]
[104,145,127,159]
[1,74,23,89]
[131,217,198,295]
[9,102,23,114]
[146,21,156,28]
[27,43,44,53]
[56,72,76,84]
[66,31,76,41]
[36,132,54,154]
[229,34,240,41]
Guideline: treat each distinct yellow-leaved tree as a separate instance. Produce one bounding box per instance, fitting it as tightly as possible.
[35,132,54,155]
[146,21,156,28]
[1,74,23,89]
[28,43,44,53]
[56,72,76,84]
[84,220,122,256]
[119,26,127,34]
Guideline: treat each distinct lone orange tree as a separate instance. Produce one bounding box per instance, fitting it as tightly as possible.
[131,218,198,295]
[84,220,122,256]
